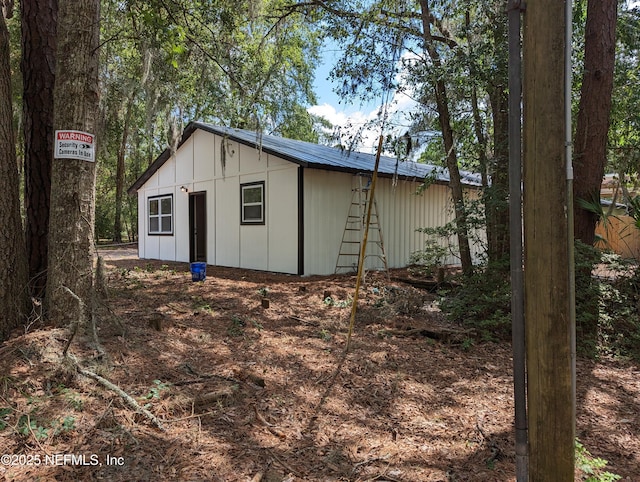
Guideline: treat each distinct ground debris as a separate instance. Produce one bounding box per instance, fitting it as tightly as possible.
[0,253,636,481]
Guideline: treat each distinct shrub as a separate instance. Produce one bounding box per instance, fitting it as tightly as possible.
[596,254,640,360]
[574,241,602,357]
[438,259,512,341]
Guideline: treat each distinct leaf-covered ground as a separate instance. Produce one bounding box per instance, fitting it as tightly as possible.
[0,249,638,481]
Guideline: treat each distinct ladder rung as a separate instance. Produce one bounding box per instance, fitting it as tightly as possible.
[335,182,388,274]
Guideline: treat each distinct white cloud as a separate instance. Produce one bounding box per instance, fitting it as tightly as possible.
[309,48,423,155]
[308,89,419,156]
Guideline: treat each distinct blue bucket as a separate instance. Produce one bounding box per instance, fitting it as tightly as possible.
[190,262,207,282]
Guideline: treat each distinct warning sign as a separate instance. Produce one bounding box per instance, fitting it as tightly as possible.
[54,130,95,162]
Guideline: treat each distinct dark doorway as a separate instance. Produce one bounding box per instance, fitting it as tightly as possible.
[189,192,206,262]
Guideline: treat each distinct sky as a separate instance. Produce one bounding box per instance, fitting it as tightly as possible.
[308,2,640,154]
[308,41,420,155]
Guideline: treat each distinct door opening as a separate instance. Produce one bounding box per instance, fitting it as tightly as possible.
[189,192,207,262]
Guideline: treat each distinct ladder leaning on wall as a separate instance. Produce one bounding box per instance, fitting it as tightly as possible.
[335,174,389,275]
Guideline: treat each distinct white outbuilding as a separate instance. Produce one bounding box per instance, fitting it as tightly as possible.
[128,122,482,275]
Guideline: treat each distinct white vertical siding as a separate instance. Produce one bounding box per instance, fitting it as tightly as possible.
[193,130,215,180]
[221,137,240,175]
[138,158,179,261]
[175,137,194,184]
[303,170,353,275]
[138,131,300,273]
[136,126,482,275]
[174,186,190,262]
[303,170,465,275]
[159,232,175,260]
[267,166,299,273]
[158,158,176,186]
[375,179,456,267]
[137,187,146,259]
[240,225,268,270]
[214,178,240,266]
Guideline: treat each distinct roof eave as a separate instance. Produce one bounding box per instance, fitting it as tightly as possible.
[128,122,482,194]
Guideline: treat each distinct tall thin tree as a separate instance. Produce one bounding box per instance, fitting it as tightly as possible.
[419,0,473,274]
[21,0,58,298]
[46,0,100,325]
[0,0,29,340]
[573,0,618,244]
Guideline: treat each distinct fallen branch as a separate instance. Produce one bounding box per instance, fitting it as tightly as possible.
[76,366,164,431]
[378,326,474,342]
[254,406,286,439]
[391,276,458,291]
[26,413,52,455]
[60,286,83,357]
[265,447,302,477]
[250,471,264,482]
[476,415,502,464]
[194,387,237,407]
[289,316,319,326]
[163,409,218,423]
[352,454,391,471]
[90,299,106,358]
[177,364,243,386]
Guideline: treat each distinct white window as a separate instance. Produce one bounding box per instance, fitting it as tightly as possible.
[148,194,173,235]
[240,182,265,225]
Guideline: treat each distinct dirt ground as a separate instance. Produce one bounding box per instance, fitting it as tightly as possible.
[1,250,638,481]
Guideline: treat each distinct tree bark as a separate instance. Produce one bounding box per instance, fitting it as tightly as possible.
[46,0,100,325]
[523,0,574,477]
[487,83,510,263]
[419,0,473,274]
[467,7,510,265]
[0,2,29,340]
[573,0,618,245]
[114,96,134,243]
[21,0,58,299]
[487,9,510,264]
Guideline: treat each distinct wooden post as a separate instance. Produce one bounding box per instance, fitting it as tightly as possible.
[523,0,575,479]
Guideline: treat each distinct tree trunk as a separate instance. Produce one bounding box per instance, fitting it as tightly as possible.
[481,7,511,266]
[488,83,510,263]
[523,0,574,477]
[114,97,133,243]
[0,2,29,340]
[46,0,100,325]
[21,0,58,299]
[437,81,474,274]
[465,11,495,263]
[573,0,618,245]
[419,0,473,274]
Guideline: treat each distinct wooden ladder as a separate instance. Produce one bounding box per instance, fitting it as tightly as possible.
[335,175,389,275]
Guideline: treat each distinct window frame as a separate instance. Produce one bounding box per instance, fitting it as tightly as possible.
[240,181,265,225]
[148,194,174,235]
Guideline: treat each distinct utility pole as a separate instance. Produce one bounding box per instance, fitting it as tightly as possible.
[522,0,575,479]
[507,0,527,478]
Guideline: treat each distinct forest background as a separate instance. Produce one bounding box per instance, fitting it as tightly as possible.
[1,1,640,479]
[1,0,640,354]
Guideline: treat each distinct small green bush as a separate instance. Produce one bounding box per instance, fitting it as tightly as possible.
[574,241,603,357]
[438,260,511,340]
[575,439,621,481]
[596,255,640,361]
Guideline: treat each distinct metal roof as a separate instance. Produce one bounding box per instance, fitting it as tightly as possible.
[128,121,482,194]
